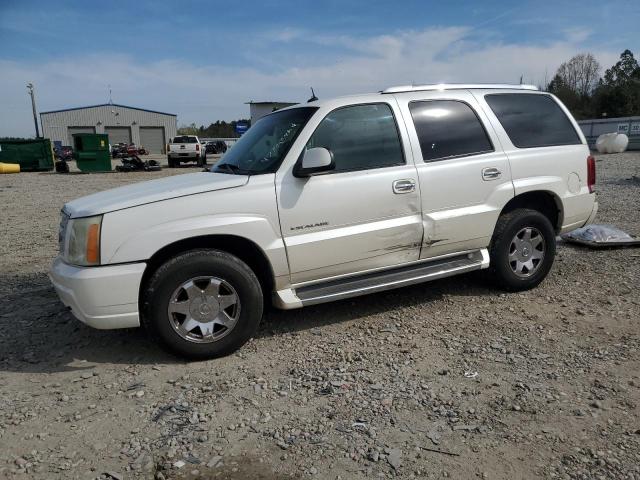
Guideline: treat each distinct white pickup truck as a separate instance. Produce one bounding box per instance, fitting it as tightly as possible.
[50,84,597,359]
[167,135,206,167]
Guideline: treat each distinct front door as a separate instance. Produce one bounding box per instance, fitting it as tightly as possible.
[276,102,423,285]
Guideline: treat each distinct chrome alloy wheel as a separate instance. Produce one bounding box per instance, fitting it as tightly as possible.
[167,276,240,343]
[508,227,545,278]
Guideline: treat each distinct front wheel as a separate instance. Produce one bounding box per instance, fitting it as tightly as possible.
[141,249,263,359]
[488,208,556,291]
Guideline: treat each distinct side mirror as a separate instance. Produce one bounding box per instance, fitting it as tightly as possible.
[293,147,334,177]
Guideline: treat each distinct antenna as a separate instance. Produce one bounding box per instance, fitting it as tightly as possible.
[307,87,318,103]
[108,84,113,104]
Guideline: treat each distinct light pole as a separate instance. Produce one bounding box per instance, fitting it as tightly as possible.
[26,83,40,138]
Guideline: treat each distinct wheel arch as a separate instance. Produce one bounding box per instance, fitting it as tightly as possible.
[140,234,275,303]
[499,190,563,233]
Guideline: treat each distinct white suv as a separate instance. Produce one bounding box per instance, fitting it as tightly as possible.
[50,84,598,359]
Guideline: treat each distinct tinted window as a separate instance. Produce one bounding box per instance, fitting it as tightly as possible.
[306,103,404,172]
[409,100,493,161]
[172,136,198,143]
[485,93,581,148]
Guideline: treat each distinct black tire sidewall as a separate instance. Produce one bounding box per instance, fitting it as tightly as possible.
[490,209,556,291]
[143,250,263,359]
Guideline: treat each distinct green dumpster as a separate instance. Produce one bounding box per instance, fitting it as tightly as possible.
[0,138,54,171]
[72,133,111,172]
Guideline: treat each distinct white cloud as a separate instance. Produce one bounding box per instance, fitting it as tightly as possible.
[0,26,624,137]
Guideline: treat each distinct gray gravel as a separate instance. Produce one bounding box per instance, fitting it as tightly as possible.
[0,152,639,479]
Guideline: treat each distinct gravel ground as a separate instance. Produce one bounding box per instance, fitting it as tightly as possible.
[0,152,638,480]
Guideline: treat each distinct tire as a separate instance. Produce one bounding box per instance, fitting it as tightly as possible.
[141,249,263,359]
[196,155,204,167]
[488,208,556,292]
[167,156,175,168]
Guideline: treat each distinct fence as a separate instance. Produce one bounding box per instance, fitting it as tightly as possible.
[577,116,640,151]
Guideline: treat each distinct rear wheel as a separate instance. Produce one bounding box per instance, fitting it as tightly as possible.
[141,249,263,359]
[488,208,556,291]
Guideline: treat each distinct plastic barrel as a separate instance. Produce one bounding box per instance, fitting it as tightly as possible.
[0,163,20,174]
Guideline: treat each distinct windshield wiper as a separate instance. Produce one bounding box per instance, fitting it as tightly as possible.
[213,163,252,175]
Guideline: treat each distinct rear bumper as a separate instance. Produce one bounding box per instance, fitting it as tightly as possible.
[49,257,145,329]
[168,152,199,159]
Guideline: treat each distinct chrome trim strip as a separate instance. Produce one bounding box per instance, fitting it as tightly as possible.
[291,248,480,289]
[297,249,489,307]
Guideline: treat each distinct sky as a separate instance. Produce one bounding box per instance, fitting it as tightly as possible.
[1,0,639,137]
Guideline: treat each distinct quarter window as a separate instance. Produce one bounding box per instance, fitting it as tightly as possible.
[409,100,493,161]
[485,93,581,148]
[306,103,404,172]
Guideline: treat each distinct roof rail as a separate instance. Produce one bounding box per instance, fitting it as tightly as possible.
[381,83,539,94]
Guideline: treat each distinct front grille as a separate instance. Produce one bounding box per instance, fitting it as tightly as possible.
[59,211,70,254]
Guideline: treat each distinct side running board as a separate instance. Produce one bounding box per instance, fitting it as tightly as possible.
[296,249,489,306]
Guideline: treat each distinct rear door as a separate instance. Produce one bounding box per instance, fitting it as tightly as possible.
[395,90,514,258]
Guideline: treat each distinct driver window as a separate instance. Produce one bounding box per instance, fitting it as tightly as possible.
[306,103,404,172]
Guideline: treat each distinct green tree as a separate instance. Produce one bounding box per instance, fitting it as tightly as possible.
[548,53,600,119]
[593,49,640,117]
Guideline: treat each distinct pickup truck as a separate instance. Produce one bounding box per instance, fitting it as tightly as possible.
[167,135,206,167]
[50,84,597,359]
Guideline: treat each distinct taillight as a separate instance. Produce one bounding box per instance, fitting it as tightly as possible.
[196,143,200,151]
[587,155,596,193]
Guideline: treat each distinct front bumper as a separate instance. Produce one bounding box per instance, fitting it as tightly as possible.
[49,257,146,329]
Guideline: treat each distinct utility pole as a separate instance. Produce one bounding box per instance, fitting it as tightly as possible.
[26,83,40,138]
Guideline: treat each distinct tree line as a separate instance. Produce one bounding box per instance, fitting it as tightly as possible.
[546,49,640,120]
[177,119,251,138]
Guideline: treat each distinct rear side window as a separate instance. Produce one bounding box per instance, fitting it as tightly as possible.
[172,136,198,143]
[409,100,493,162]
[485,93,581,148]
[306,103,404,172]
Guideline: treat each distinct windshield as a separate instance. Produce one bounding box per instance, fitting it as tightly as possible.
[172,136,198,143]
[211,107,317,175]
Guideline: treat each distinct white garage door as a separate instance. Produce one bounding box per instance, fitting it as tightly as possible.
[105,127,132,145]
[68,127,95,146]
[139,127,166,153]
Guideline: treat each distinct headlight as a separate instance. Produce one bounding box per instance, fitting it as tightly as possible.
[62,215,103,266]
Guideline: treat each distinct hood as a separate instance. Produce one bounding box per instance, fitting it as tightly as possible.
[64,172,248,218]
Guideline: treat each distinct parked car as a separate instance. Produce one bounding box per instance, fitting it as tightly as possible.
[50,84,597,359]
[207,140,227,154]
[204,141,216,154]
[111,143,128,158]
[167,135,206,167]
[54,145,73,161]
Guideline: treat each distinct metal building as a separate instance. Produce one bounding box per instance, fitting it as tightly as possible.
[40,103,177,153]
[578,116,640,151]
[246,101,297,124]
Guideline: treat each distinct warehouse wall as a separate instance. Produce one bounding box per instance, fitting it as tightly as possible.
[41,104,177,150]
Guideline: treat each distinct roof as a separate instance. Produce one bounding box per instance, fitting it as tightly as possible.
[382,83,539,94]
[40,103,176,116]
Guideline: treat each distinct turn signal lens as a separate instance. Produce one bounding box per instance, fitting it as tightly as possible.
[86,223,100,264]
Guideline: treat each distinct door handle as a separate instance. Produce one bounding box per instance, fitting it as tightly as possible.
[393,179,416,194]
[482,167,502,181]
